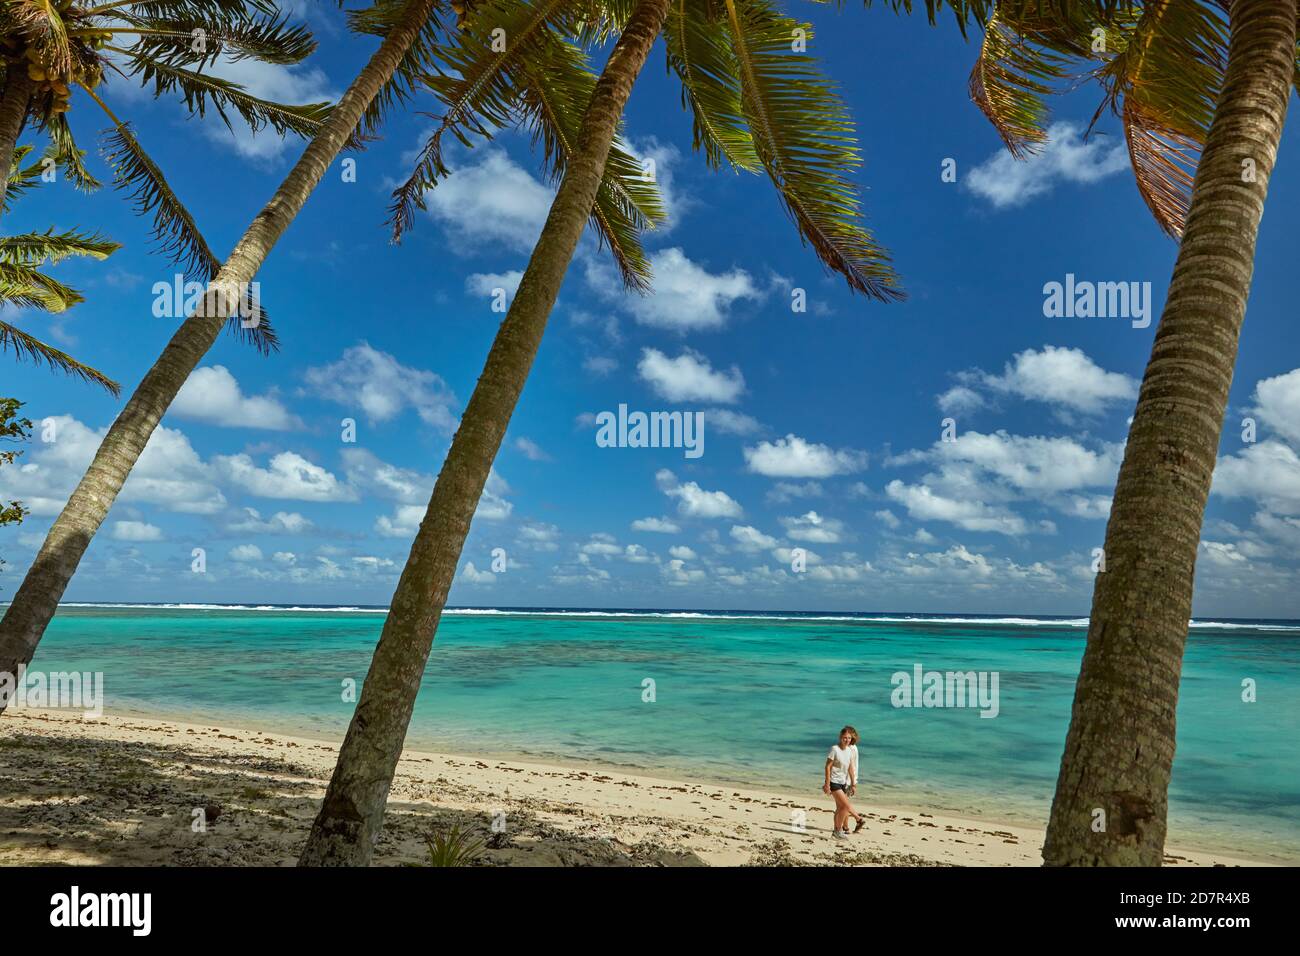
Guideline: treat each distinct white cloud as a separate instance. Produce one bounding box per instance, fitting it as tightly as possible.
[587,247,760,332]
[172,366,301,430]
[1213,441,1300,514]
[518,522,561,550]
[0,416,226,516]
[631,516,680,534]
[466,270,524,302]
[111,520,162,542]
[979,346,1137,415]
[1250,368,1300,446]
[227,507,314,534]
[885,480,1029,535]
[423,149,552,250]
[780,511,845,544]
[637,348,744,403]
[730,525,778,552]
[272,551,297,565]
[895,431,1124,495]
[303,342,458,432]
[215,451,355,502]
[668,545,697,560]
[230,544,264,562]
[966,122,1128,208]
[376,504,426,538]
[514,437,550,461]
[657,469,743,519]
[341,448,431,503]
[874,509,901,529]
[460,561,496,584]
[766,481,823,504]
[743,435,868,478]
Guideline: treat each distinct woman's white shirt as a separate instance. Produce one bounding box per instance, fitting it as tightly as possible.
[828,743,857,785]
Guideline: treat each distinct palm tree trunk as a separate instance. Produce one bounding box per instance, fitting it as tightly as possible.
[0,0,438,703]
[1042,0,1296,867]
[0,71,34,218]
[297,0,674,868]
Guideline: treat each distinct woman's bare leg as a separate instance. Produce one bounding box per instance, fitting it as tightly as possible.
[832,791,849,832]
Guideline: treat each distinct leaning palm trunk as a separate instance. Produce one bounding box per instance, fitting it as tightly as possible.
[1043,0,1296,867]
[298,0,674,867]
[0,72,34,216]
[0,0,439,703]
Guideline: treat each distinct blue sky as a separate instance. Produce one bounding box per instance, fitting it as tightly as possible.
[3,3,1299,616]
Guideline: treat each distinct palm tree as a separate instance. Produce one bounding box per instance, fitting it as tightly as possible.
[0,0,446,700]
[1044,0,1295,867]
[0,0,325,224]
[300,0,903,865]
[0,0,666,705]
[953,0,1297,864]
[3,145,122,393]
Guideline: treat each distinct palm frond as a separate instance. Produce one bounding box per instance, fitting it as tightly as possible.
[0,320,121,395]
[99,119,279,353]
[516,26,666,290]
[1091,0,1227,237]
[723,0,902,301]
[388,0,574,239]
[0,229,121,266]
[344,0,449,144]
[109,46,330,138]
[100,11,318,67]
[38,114,102,191]
[966,2,1096,158]
[662,0,760,172]
[0,261,87,312]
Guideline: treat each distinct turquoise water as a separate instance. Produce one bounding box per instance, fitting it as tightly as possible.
[15,605,1300,862]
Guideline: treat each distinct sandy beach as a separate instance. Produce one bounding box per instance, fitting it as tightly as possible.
[0,708,1266,867]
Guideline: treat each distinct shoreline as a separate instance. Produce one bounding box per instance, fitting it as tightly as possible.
[0,708,1275,867]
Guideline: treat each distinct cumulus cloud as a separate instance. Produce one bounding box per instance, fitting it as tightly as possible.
[885,480,1031,536]
[0,416,225,516]
[226,507,314,534]
[966,122,1128,208]
[303,342,458,432]
[979,346,1137,416]
[229,544,264,562]
[1250,367,1300,446]
[780,511,845,544]
[215,451,355,502]
[422,149,552,250]
[637,348,744,403]
[656,469,742,519]
[1213,441,1300,514]
[730,524,778,552]
[172,366,302,430]
[631,516,680,533]
[586,247,760,332]
[111,520,162,542]
[743,435,868,478]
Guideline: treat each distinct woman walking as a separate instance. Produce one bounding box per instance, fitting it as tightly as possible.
[824,725,865,839]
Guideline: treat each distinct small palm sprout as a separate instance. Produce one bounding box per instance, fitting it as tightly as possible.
[422,823,487,867]
[2,145,121,393]
[0,0,330,353]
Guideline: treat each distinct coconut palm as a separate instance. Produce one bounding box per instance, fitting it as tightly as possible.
[300,0,903,865]
[0,0,666,707]
[3,145,122,393]
[953,0,1298,864]
[0,0,326,223]
[0,0,444,697]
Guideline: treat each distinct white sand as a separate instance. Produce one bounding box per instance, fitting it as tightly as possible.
[0,709,1268,867]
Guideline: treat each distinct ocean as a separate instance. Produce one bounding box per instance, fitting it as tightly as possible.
[15,604,1300,862]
